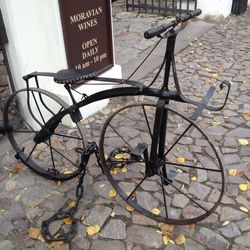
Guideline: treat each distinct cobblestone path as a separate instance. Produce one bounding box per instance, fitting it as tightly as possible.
[0,3,249,250]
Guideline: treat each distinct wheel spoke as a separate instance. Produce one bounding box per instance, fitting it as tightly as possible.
[126,175,147,201]
[26,143,38,162]
[142,105,153,139]
[158,124,192,164]
[161,177,168,218]
[158,172,209,212]
[53,132,82,140]
[165,161,222,172]
[109,124,133,150]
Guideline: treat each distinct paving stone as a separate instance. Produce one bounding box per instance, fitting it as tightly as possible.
[0,240,14,250]
[227,128,250,138]
[7,202,26,221]
[127,225,162,248]
[234,232,250,248]
[185,238,204,250]
[93,181,112,199]
[91,240,126,250]
[113,205,131,218]
[71,237,90,250]
[172,194,189,208]
[219,222,241,238]
[136,191,159,211]
[0,218,13,237]
[236,219,250,232]
[220,207,247,221]
[164,245,182,250]
[21,186,46,207]
[100,219,126,239]
[188,182,211,200]
[132,212,158,226]
[83,205,112,227]
[194,227,227,249]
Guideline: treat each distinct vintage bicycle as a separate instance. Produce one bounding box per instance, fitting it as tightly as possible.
[2,9,231,242]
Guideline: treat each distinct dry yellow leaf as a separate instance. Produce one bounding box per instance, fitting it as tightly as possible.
[239,183,248,191]
[99,184,105,188]
[222,221,230,226]
[111,168,119,175]
[63,217,73,225]
[0,209,6,213]
[238,139,249,145]
[191,176,197,181]
[63,170,73,174]
[104,153,109,160]
[239,207,249,213]
[29,227,41,240]
[86,225,100,236]
[242,112,250,119]
[110,211,115,217]
[10,162,24,174]
[163,235,171,245]
[211,121,221,126]
[177,169,183,173]
[211,73,219,78]
[204,79,213,84]
[151,208,161,215]
[158,223,174,238]
[125,204,135,212]
[57,181,62,186]
[188,224,196,230]
[121,167,128,173]
[108,189,117,198]
[114,154,124,160]
[68,201,76,208]
[15,194,21,202]
[205,67,212,72]
[175,234,186,245]
[228,169,244,177]
[176,157,185,164]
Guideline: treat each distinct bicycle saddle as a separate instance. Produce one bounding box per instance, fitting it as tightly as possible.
[54,69,96,84]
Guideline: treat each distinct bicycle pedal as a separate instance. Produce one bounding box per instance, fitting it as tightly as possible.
[131,143,147,156]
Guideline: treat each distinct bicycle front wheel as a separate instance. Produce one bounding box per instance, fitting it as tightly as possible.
[99,103,224,225]
[4,88,85,181]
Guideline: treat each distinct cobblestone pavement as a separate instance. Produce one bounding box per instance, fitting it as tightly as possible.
[0,2,250,250]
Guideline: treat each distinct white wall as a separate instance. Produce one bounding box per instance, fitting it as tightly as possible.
[0,0,121,120]
[197,0,233,18]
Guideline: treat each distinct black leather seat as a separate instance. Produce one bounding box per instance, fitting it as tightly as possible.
[54,69,96,84]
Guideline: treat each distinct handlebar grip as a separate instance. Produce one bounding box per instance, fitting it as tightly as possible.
[189,9,202,18]
[144,22,174,39]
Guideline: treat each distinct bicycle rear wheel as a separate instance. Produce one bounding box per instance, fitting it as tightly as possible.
[99,103,224,224]
[4,88,85,181]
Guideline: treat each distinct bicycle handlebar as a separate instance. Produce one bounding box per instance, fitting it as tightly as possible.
[144,9,202,39]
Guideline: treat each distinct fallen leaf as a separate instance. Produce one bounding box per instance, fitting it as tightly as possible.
[191,176,197,181]
[175,234,186,245]
[163,235,171,245]
[176,157,185,164]
[104,153,109,160]
[222,221,230,226]
[99,184,105,188]
[238,139,249,145]
[211,73,219,78]
[63,217,73,225]
[205,67,212,72]
[121,167,128,173]
[108,189,117,198]
[10,162,24,174]
[110,211,115,217]
[15,194,22,202]
[151,208,161,215]
[211,121,221,126]
[188,224,196,230]
[239,183,248,191]
[242,112,250,119]
[63,170,73,174]
[29,227,41,240]
[111,168,119,175]
[68,201,76,208]
[204,79,212,84]
[177,169,183,173]
[239,207,249,213]
[158,223,174,238]
[125,204,135,212]
[57,181,62,186]
[86,225,100,236]
[228,169,244,177]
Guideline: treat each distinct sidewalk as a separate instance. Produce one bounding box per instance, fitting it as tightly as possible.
[0,3,249,250]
